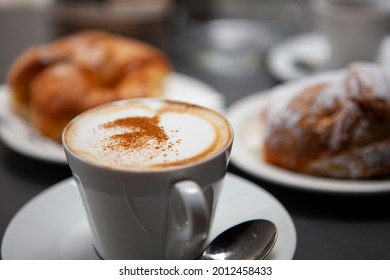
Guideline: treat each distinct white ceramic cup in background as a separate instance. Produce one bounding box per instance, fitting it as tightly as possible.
[312,0,390,69]
[62,98,233,260]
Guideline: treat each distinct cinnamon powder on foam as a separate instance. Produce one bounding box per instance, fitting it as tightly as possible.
[100,116,180,159]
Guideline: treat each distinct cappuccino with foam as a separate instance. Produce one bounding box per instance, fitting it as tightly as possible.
[63,98,233,259]
[64,99,232,170]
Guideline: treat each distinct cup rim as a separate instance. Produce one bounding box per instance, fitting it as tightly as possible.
[62,98,234,173]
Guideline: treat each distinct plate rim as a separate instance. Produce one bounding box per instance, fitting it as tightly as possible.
[0,84,66,164]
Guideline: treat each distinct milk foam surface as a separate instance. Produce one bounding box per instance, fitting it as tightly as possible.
[64,100,232,170]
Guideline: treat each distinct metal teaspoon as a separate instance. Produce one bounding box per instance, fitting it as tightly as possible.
[199,219,278,260]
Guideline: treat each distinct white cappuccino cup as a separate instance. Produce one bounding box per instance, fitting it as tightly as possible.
[62,98,233,259]
[312,0,390,69]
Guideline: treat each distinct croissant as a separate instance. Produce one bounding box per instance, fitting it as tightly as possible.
[263,62,390,179]
[7,30,171,142]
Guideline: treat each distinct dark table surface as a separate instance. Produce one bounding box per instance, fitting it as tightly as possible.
[1,8,390,260]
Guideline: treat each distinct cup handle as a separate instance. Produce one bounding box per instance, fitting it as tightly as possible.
[165,180,210,259]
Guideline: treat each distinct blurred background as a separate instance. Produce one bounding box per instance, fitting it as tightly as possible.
[2,0,390,260]
[0,0,314,104]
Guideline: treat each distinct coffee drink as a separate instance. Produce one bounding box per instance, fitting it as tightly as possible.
[63,99,232,170]
[63,98,233,259]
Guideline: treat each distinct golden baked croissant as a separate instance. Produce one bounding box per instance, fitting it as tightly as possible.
[263,62,390,179]
[7,30,171,142]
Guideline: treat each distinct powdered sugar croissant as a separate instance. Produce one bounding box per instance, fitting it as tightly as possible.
[7,30,171,142]
[263,62,390,179]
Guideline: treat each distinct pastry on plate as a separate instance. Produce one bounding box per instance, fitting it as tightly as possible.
[7,30,171,142]
[263,62,390,179]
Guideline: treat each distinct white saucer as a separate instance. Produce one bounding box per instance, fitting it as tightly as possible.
[227,74,390,194]
[266,32,390,81]
[1,173,296,260]
[0,73,224,164]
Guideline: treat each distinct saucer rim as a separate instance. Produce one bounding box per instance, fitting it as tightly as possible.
[266,32,327,81]
[266,31,390,82]
[1,173,297,260]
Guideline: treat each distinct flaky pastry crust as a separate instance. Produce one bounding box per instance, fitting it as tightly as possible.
[263,63,390,179]
[7,30,171,142]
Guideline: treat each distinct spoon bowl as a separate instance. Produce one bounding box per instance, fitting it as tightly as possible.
[199,219,277,260]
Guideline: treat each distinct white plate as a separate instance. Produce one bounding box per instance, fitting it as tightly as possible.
[266,32,390,82]
[0,73,225,164]
[227,77,390,194]
[1,173,296,260]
